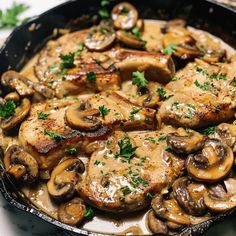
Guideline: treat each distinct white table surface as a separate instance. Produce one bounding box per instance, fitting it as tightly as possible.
[0,0,235,235]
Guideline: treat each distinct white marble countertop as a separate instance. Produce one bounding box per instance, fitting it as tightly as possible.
[0,0,236,235]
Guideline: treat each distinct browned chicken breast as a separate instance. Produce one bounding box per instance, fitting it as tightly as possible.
[158,59,236,128]
[78,126,184,213]
[19,91,156,169]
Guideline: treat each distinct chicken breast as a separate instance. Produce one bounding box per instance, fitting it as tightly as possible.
[158,59,236,128]
[77,126,184,213]
[19,91,156,169]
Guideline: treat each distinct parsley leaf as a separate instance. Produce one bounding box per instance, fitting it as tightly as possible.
[122,186,131,195]
[37,112,49,120]
[0,100,16,118]
[0,2,29,29]
[68,147,77,155]
[84,207,94,218]
[163,44,177,55]
[99,105,110,119]
[194,80,213,91]
[44,129,66,142]
[101,0,110,7]
[129,107,141,121]
[86,72,96,82]
[117,136,137,163]
[232,77,236,87]
[132,71,148,88]
[98,9,109,18]
[156,88,173,101]
[59,52,75,69]
[131,27,141,38]
[202,126,216,135]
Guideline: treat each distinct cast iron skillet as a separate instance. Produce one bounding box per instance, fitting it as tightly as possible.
[0,0,236,235]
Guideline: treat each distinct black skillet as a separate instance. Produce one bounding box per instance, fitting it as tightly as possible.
[0,0,236,235]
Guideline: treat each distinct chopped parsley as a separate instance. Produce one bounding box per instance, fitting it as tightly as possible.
[232,77,236,86]
[202,126,216,135]
[158,135,167,142]
[84,207,94,218]
[119,197,125,203]
[156,88,173,101]
[68,147,77,155]
[44,129,65,142]
[99,105,110,119]
[145,137,156,143]
[172,76,180,81]
[86,72,96,82]
[98,9,109,18]
[117,136,137,163]
[163,44,177,55]
[121,6,129,14]
[129,107,141,121]
[0,100,16,118]
[37,112,49,120]
[210,73,227,81]
[122,186,131,195]
[0,2,29,29]
[47,64,58,72]
[101,0,110,6]
[146,192,153,200]
[59,52,75,69]
[132,71,148,88]
[196,67,209,76]
[131,27,141,38]
[94,160,101,165]
[194,80,213,91]
[75,42,84,56]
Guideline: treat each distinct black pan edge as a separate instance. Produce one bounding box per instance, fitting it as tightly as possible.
[0,0,236,235]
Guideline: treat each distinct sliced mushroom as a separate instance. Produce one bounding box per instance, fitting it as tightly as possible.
[204,178,236,212]
[215,123,236,152]
[47,158,85,200]
[162,26,200,60]
[147,210,168,235]
[84,26,116,52]
[186,139,234,182]
[116,49,175,84]
[201,49,226,63]
[3,145,38,183]
[4,92,20,102]
[173,177,207,216]
[58,197,86,226]
[1,70,34,96]
[151,195,191,225]
[116,30,146,49]
[1,98,31,131]
[167,128,205,154]
[111,2,138,30]
[1,70,54,98]
[65,102,102,131]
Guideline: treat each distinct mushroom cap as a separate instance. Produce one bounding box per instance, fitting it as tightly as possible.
[186,139,234,182]
[47,158,85,200]
[147,210,168,234]
[65,102,102,131]
[173,177,206,216]
[1,98,31,131]
[116,30,146,49]
[84,26,116,52]
[204,178,236,212]
[111,2,138,30]
[3,145,38,183]
[4,92,20,102]
[58,197,86,226]
[167,128,205,154]
[151,195,191,225]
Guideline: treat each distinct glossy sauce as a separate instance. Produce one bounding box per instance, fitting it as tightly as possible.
[18,19,236,235]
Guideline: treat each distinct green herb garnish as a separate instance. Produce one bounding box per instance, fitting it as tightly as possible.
[37,112,49,120]
[59,52,75,69]
[122,186,131,195]
[84,207,94,218]
[117,136,137,163]
[0,100,16,118]
[194,80,213,91]
[132,71,148,88]
[44,129,66,142]
[146,192,153,200]
[98,9,109,18]
[68,147,77,155]
[232,77,236,86]
[202,126,216,135]
[99,105,110,119]
[86,72,96,82]
[129,107,141,121]
[0,2,29,29]
[163,44,177,55]
[131,27,141,38]
[156,88,173,101]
